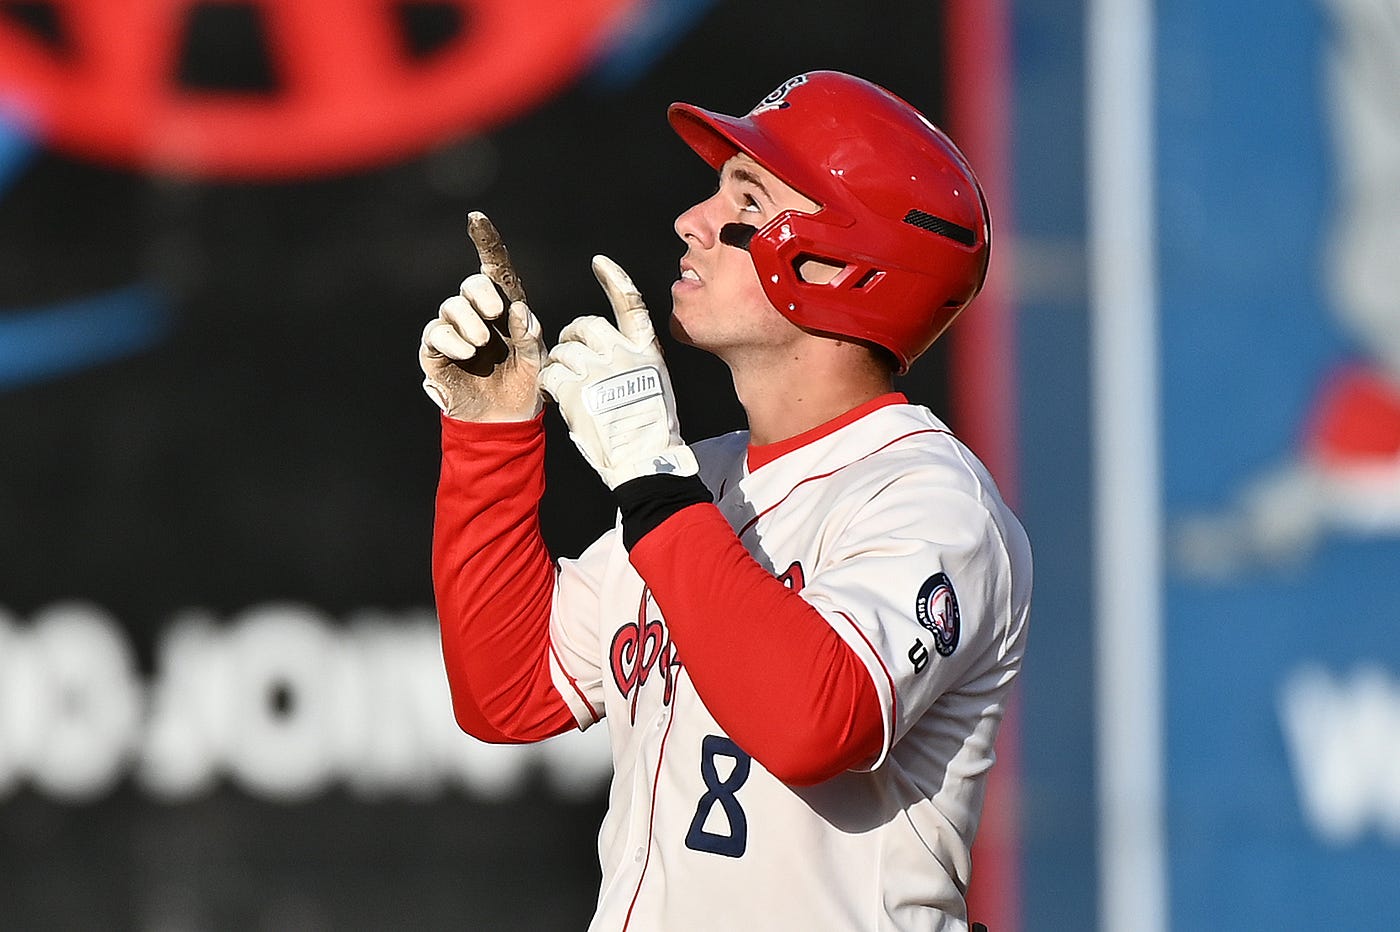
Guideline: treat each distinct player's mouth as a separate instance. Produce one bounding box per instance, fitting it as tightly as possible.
[673,260,702,293]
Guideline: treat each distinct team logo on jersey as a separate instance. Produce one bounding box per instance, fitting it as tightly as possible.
[610,587,680,725]
[749,74,808,115]
[915,573,960,657]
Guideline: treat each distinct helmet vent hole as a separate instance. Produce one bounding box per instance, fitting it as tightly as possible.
[851,269,885,291]
[903,209,976,247]
[793,254,846,286]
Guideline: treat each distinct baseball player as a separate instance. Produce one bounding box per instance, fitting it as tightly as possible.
[420,71,1031,931]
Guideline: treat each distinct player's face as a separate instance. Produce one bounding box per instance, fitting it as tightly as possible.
[670,154,825,361]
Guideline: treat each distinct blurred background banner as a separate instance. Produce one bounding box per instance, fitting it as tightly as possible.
[2,2,1008,929]
[1156,0,1400,927]
[1018,0,1400,928]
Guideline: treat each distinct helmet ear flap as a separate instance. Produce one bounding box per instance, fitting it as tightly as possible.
[747,205,975,373]
[749,212,887,321]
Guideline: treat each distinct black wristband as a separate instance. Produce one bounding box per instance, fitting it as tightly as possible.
[615,473,713,551]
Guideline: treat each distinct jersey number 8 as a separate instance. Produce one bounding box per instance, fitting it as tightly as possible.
[684,735,751,858]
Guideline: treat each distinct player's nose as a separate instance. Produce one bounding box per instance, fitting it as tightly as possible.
[673,196,716,249]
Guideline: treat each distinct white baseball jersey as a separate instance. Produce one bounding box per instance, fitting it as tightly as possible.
[547,400,1032,932]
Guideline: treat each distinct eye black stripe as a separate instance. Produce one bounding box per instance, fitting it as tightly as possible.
[719,223,758,251]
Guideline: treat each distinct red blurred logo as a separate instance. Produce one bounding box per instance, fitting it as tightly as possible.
[0,0,639,178]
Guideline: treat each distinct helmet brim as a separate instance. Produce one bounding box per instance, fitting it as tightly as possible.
[667,102,826,205]
[668,102,753,169]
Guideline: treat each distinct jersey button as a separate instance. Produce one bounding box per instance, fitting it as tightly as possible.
[633,846,645,863]
[655,712,667,729]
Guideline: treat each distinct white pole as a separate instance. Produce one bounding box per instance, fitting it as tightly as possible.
[1087,0,1168,929]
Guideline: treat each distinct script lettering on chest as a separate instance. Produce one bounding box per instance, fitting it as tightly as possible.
[778,560,806,592]
[609,587,680,725]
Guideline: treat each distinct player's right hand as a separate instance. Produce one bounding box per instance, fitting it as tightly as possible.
[419,212,546,422]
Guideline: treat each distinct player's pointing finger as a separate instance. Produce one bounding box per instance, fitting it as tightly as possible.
[592,254,654,347]
[467,211,527,304]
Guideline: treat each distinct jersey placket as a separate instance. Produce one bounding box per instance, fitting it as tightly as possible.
[607,679,681,929]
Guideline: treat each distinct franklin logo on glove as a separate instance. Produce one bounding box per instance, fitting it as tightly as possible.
[585,367,663,415]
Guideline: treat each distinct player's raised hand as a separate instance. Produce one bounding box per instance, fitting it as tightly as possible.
[539,255,698,489]
[419,212,547,422]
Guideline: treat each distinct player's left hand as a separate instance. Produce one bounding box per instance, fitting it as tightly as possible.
[539,255,698,490]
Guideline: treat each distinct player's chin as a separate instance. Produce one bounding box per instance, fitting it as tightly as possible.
[668,312,697,347]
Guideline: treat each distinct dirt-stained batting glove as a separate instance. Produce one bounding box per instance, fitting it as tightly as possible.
[419,212,546,422]
[539,255,699,490]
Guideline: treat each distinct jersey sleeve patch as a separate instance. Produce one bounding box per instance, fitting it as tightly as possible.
[915,572,960,657]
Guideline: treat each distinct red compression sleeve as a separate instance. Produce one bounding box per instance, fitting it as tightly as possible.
[629,503,883,785]
[433,413,576,743]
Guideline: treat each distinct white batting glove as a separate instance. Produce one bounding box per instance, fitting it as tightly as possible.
[419,212,546,422]
[539,255,699,490]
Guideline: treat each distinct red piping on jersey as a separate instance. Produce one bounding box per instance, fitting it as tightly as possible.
[737,428,950,538]
[835,609,901,751]
[550,641,601,723]
[622,680,682,932]
[746,392,908,472]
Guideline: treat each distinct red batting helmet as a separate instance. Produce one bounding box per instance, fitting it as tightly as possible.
[668,71,990,372]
